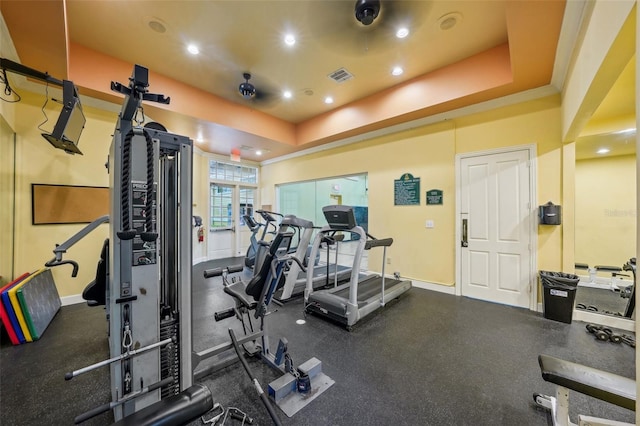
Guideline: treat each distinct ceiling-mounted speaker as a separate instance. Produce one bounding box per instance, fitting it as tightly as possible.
[355,0,380,25]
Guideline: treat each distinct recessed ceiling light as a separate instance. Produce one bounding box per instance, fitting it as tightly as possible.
[283,90,292,99]
[392,66,404,76]
[324,96,334,104]
[256,150,263,156]
[187,44,200,55]
[284,34,296,46]
[396,27,409,38]
[296,319,306,325]
[597,148,610,154]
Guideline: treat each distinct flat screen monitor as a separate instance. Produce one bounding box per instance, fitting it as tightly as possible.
[41,80,85,155]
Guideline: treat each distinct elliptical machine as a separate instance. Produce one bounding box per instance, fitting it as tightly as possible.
[243,210,282,269]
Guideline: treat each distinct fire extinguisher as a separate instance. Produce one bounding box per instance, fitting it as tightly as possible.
[197,226,204,243]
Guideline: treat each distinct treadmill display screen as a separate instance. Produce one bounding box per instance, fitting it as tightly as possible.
[323,205,357,230]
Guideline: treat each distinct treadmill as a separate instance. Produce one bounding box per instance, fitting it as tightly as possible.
[274,215,353,301]
[304,205,412,328]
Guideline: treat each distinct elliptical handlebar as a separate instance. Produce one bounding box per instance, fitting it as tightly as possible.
[271,253,307,278]
[256,210,283,222]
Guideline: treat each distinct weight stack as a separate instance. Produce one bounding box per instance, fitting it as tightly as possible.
[160,316,180,397]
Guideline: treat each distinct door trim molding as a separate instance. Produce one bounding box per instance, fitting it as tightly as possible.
[454,144,538,311]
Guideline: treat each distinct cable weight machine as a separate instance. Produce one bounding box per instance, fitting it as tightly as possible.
[37,63,213,424]
[105,65,194,420]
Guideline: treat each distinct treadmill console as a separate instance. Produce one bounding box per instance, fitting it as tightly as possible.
[323,205,357,230]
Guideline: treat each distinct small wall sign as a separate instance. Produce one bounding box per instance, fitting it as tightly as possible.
[426,189,443,205]
[394,173,420,205]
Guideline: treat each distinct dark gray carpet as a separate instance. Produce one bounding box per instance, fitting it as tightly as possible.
[1,258,635,425]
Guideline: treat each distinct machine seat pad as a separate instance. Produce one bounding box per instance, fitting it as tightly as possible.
[595,265,622,272]
[538,354,636,411]
[111,384,214,426]
[224,281,257,310]
[82,239,109,306]
[574,263,589,270]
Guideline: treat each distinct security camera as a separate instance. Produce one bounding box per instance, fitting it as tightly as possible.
[355,0,380,26]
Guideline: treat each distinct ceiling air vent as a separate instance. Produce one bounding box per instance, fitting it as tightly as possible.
[328,68,354,83]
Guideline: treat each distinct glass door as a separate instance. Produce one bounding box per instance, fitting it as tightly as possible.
[208,184,235,259]
[238,186,256,258]
[208,184,257,260]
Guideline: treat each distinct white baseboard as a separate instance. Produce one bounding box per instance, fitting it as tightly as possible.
[411,279,456,295]
[373,273,456,295]
[193,256,208,265]
[60,294,85,306]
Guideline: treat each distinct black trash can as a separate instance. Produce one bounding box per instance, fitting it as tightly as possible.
[540,271,580,324]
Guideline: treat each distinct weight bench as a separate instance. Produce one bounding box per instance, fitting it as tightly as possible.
[111,384,213,426]
[534,354,635,426]
[574,263,589,271]
[596,265,631,291]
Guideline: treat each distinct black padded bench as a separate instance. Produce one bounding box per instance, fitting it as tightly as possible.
[595,265,623,274]
[111,384,213,426]
[535,354,635,426]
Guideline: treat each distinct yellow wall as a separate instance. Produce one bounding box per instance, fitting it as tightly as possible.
[575,154,636,267]
[261,95,564,286]
[192,149,210,262]
[0,114,15,286]
[6,90,117,297]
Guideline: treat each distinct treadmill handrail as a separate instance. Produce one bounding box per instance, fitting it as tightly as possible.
[365,237,393,250]
[304,223,368,309]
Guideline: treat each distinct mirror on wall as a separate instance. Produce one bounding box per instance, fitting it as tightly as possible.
[573,128,636,321]
[572,54,636,323]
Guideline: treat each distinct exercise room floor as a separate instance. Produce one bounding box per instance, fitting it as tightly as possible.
[1,258,635,425]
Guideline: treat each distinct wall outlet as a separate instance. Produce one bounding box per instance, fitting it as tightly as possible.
[426,220,434,228]
[386,257,391,264]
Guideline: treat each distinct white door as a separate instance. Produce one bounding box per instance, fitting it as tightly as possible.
[460,149,533,308]
[208,184,235,259]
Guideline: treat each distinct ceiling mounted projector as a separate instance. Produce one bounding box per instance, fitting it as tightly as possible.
[355,0,380,25]
[238,73,256,99]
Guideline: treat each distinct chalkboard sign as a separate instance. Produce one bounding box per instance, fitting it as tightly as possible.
[426,189,443,205]
[394,173,420,205]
